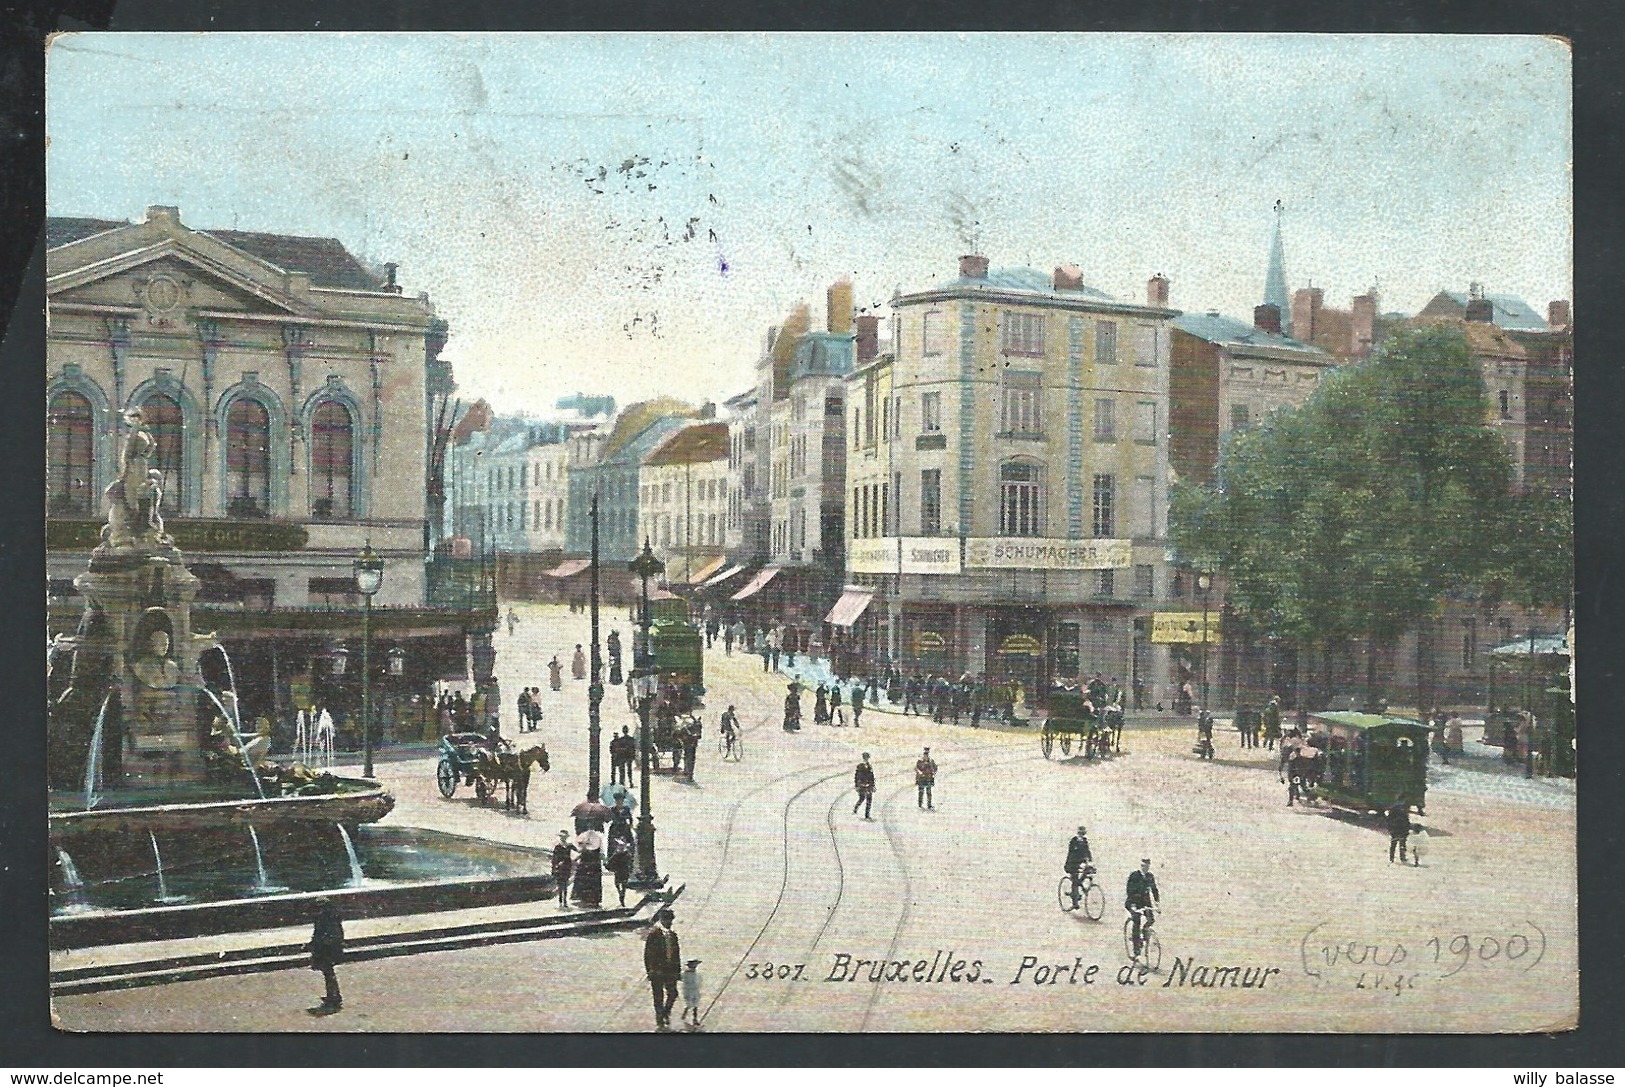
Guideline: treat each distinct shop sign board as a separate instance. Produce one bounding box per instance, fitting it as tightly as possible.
[965,537,1132,571]
[1151,611,1221,644]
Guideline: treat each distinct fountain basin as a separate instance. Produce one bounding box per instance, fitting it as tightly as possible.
[50,826,558,949]
[49,776,394,838]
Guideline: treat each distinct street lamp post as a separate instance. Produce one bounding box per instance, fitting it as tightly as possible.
[628,539,666,889]
[353,542,385,779]
[588,490,604,802]
[1197,572,1213,713]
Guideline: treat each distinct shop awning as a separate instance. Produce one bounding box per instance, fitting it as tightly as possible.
[545,559,592,579]
[702,563,747,588]
[682,555,727,585]
[1489,634,1569,658]
[731,565,784,602]
[823,588,874,627]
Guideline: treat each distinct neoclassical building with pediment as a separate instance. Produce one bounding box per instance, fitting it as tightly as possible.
[46,205,494,747]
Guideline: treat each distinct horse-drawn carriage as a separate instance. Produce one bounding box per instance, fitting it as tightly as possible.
[1040,690,1120,760]
[436,731,550,813]
[627,596,705,772]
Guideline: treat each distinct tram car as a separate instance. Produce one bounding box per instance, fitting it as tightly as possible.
[629,596,706,769]
[1306,711,1430,813]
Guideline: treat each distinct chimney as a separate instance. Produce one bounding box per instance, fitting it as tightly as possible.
[1350,293,1378,356]
[1253,304,1282,335]
[827,279,854,334]
[1465,297,1495,323]
[383,262,401,293]
[1053,264,1084,291]
[854,314,880,362]
[1291,287,1323,343]
[1147,273,1170,307]
[1548,300,1571,331]
[145,205,181,228]
[959,254,989,280]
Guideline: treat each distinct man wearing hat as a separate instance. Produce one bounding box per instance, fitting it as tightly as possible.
[915,747,938,810]
[853,753,876,820]
[644,908,683,1030]
[1124,857,1160,957]
[1063,825,1094,908]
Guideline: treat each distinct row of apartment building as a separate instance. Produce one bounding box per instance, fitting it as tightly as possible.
[441,224,1571,708]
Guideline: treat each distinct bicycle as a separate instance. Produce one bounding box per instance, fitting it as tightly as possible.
[717,730,743,762]
[1057,866,1105,920]
[1122,906,1162,971]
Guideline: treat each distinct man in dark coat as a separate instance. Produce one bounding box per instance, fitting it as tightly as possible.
[644,908,682,1030]
[611,726,636,786]
[1063,826,1094,907]
[1386,802,1414,864]
[1124,858,1160,955]
[849,683,864,729]
[308,900,345,1011]
[680,718,701,781]
[852,752,876,819]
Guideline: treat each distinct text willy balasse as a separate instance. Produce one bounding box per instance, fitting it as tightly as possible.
[741,953,1282,988]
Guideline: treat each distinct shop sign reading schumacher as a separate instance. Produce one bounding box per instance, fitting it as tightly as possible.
[849,537,1131,574]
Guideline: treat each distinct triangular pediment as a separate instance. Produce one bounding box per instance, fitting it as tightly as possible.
[50,254,307,318]
[47,222,320,318]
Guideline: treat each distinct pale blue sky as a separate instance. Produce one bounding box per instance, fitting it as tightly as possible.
[47,33,1571,410]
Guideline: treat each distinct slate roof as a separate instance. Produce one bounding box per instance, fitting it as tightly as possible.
[204,229,385,290]
[1172,311,1332,361]
[46,217,130,248]
[646,422,729,466]
[45,215,385,291]
[1420,290,1548,332]
[896,265,1122,308]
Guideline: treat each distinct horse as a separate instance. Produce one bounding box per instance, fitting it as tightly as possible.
[474,744,550,813]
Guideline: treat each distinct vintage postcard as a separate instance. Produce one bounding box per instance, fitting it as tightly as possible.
[42,32,1574,1033]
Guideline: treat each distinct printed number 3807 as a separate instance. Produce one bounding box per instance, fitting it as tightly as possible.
[744,963,807,981]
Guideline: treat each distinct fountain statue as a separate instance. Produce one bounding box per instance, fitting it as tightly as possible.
[48,406,216,786]
[48,405,394,935]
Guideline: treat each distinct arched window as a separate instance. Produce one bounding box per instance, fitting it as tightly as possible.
[225,398,271,516]
[999,460,1043,537]
[141,392,185,515]
[47,391,95,516]
[311,401,354,519]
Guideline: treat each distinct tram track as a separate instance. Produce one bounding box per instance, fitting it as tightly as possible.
[716,736,1035,1030]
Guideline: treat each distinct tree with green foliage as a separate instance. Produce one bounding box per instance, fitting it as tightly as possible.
[1170,324,1569,706]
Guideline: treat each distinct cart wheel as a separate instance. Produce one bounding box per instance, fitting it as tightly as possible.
[1083,882,1105,921]
[475,776,493,804]
[1041,729,1055,759]
[1058,875,1079,912]
[1059,735,1072,756]
[436,759,457,798]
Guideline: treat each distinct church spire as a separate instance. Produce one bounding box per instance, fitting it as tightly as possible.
[1264,199,1291,336]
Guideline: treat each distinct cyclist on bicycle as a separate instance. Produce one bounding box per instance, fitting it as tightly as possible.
[720,705,740,756]
[1125,858,1160,955]
[1063,826,1094,907]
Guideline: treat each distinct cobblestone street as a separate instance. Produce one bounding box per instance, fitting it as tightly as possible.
[54,604,1577,1034]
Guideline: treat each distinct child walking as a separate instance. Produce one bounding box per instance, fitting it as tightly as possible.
[681,959,703,1030]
